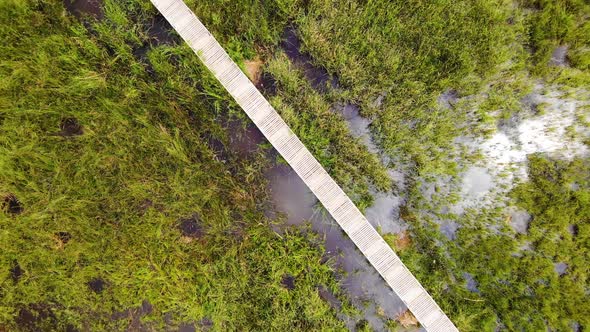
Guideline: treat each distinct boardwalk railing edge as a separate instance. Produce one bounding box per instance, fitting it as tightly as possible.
[149,0,459,330]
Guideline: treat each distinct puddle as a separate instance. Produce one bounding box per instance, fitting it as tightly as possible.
[134,14,179,60]
[508,208,531,234]
[281,26,338,92]
[461,167,493,201]
[266,163,318,226]
[265,157,410,330]
[226,120,266,158]
[554,262,568,276]
[462,272,480,293]
[438,89,459,109]
[214,114,411,329]
[364,190,405,234]
[334,103,380,155]
[439,220,459,241]
[449,85,589,213]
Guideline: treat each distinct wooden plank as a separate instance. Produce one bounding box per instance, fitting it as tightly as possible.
[150,0,459,330]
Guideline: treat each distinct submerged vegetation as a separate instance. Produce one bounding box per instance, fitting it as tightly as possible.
[1,0,589,331]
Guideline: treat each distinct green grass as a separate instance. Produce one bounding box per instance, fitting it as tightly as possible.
[0,1,350,330]
[1,0,589,331]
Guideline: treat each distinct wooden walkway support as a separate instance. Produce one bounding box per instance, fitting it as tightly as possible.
[150,1,459,330]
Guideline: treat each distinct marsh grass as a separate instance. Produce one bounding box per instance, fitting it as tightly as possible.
[0,1,351,330]
[2,0,589,330]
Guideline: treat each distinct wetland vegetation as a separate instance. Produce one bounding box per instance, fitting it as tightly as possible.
[1,0,589,331]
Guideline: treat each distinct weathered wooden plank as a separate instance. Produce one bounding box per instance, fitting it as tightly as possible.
[150,0,459,330]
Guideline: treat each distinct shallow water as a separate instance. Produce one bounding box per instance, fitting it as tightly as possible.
[508,209,531,234]
[461,166,493,201]
[554,262,568,276]
[265,161,410,330]
[550,45,569,67]
[335,103,380,155]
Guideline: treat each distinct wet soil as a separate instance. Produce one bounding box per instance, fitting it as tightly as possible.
[226,120,266,158]
[55,231,72,244]
[281,274,296,290]
[10,260,23,283]
[3,194,23,215]
[147,14,178,47]
[257,72,278,96]
[317,286,342,310]
[63,0,103,20]
[59,118,84,137]
[134,14,180,60]
[178,214,204,238]
[88,277,105,293]
[16,304,57,332]
[281,26,338,93]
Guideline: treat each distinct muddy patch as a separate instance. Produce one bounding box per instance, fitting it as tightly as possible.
[64,0,103,20]
[59,118,84,137]
[317,286,342,310]
[281,274,296,290]
[56,231,72,244]
[281,26,338,92]
[2,194,23,215]
[88,277,105,293]
[10,260,23,283]
[134,14,179,60]
[147,14,178,46]
[257,72,278,96]
[178,214,204,239]
[53,231,72,249]
[16,304,57,332]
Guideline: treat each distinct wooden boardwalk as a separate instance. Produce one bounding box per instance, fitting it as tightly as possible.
[150,0,458,330]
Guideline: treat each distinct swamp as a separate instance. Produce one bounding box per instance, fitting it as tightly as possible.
[1,0,589,331]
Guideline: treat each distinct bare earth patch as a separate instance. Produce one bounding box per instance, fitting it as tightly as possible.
[244,58,263,84]
[397,309,418,328]
[394,231,412,251]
